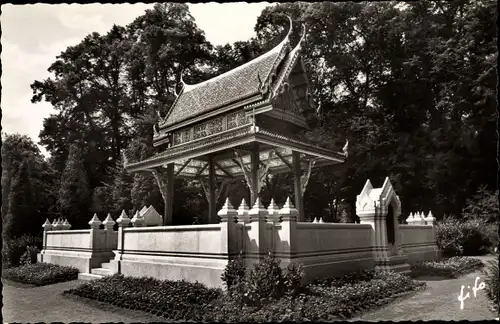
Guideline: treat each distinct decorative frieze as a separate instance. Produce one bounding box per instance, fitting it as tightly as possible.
[172,111,251,146]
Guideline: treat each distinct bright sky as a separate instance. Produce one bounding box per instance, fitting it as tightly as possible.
[1,2,272,156]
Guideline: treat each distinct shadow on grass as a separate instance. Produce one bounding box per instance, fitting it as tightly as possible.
[2,279,38,288]
[411,275,454,281]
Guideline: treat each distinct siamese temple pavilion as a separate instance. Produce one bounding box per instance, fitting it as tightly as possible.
[124,19,347,224]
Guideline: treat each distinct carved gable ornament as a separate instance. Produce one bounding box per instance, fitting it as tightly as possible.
[356,177,401,217]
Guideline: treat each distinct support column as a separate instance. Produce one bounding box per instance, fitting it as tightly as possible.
[208,155,217,224]
[292,151,304,222]
[250,143,260,206]
[164,163,174,226]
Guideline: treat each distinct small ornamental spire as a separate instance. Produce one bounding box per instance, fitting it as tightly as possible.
[267,198,280,223]
[103,213,115,228]
[42,219,53,231]
[89,213,102,228]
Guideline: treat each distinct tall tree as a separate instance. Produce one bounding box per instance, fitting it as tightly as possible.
[58,144,91,228]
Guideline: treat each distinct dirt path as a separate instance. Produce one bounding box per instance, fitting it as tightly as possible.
[352,255,498,321]
[2,279,164,323]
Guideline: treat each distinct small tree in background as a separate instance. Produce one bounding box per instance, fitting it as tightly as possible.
[58,144,91,228]
[463,185,499,223]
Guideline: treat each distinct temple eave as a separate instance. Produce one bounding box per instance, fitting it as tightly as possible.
[126,126,345,175]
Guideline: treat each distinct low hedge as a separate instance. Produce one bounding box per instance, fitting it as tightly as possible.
[3,263,79,286]
[65,268,425,322]
[64,274,223,321]
[410,256,484,278]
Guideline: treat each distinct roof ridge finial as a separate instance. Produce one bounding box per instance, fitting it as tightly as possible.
[282,15,293,45]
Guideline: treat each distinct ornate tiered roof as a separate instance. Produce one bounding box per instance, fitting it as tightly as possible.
[128,18,346,179]
[162,36,290,129]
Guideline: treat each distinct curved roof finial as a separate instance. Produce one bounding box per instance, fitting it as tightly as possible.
[298,23,307,47]
[276,15,293,47]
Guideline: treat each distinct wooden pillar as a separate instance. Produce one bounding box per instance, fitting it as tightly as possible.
[208,155,217,224]
[292,151,304,222]
[250,143,260,206]
[164,163,174,226]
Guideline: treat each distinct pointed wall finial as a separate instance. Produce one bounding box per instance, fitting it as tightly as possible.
[218,197,237,223]
[103,213,116,228]
[42,219,53,231]
[117,209,131,227]
[89,213,102,228]
[62,219,71,230]
[237,198,251,223]
[131,210,145,227]
[249,196,268,222]
[279,197,299,221]
[267,198,280,223]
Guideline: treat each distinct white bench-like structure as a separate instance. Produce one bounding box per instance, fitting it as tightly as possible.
[39,178,440,287]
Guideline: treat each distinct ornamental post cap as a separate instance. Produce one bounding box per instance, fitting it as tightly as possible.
[268,198,279,213]
[103,213,115,226]
[237,198,250,212]
[89,214,102,227]
[282,197,295,209]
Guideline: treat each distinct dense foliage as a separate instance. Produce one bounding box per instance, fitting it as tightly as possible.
[2,1,497,233]
[65,257,426,321]
[64,275,223,320]
[220,254,305,306]
[482,252,499,314]
[3,263,79,286]
[2,234,43,268]
[410,256,484,278]
[436,217,497,257]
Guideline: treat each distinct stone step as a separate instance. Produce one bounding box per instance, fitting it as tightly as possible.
[387,255,409,265]
[101,262,111,270]
[90,267,112,276]
[78,273,103,281]
[388,262,411,274]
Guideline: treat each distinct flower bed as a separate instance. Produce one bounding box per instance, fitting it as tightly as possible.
[3,263,79,286]
[64,274,223,321]
[64,267,425,322]
[410,256,484,278]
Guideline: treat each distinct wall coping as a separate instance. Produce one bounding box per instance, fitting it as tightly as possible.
[47,229,91,234]
[398,225,433,229]
[296,222,372,229]
[124,224,222,233]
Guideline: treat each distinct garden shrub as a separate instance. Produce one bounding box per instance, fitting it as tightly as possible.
[436,217,495,257]
[244,255,287,305]
[220,252,246,292]
[411,256,484,278]
[20,246,40,266]
[2,234,43,268]
[3,263,79,286]
[483,252,499,314]
[64,258,427,322]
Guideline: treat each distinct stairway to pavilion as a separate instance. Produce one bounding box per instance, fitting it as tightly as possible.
[77,261,113,281]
